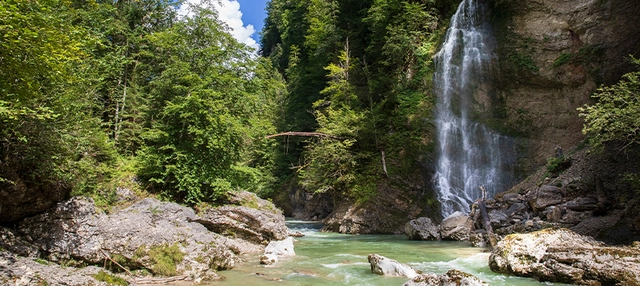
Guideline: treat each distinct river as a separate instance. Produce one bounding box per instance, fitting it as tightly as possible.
[208,221,560,286]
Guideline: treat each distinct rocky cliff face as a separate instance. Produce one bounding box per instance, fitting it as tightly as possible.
[485,0,640,172]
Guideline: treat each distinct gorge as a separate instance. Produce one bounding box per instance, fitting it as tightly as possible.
[2,0,640,284]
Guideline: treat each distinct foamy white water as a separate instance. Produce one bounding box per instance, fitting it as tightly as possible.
[433,0,516,217]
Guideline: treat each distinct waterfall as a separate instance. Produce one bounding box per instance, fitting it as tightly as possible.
[433,0,515,217]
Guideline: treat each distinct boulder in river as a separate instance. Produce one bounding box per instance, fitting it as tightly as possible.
[489,228,640,285]
[403,269,488,286]
[440,211,473,241]
[368,254,418,279]
[264,237,296,257]
[259,253,279,265]
[405,217,440,241]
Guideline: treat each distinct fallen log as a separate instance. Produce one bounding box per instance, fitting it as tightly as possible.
[478,186,497,248]
[265,131,341,140]
[134,276,190,284]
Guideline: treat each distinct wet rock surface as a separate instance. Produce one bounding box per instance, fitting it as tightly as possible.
[368,254,418,279]
[489,228,640,285]
[403,269,488,286]
[260,237,296,265]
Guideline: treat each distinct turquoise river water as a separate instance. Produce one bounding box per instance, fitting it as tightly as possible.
[206,221,561,286]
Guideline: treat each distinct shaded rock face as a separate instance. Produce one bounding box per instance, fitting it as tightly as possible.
[403,270,488,286]
[405,217,440,241]
[290,188,333,221]
[475,146,640,244]
[0,176,69,224]
[368,254,418,279]
[486,0,640,171]
[322,178,439,234]
[489,228,640,285]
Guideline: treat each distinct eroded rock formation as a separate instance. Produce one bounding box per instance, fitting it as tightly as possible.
[403,270,488,286]
[0,191,291,283]
[489,228,640,285]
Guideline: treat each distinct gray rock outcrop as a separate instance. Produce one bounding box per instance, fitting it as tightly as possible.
[440,211,473,241]
[368,254,418,279]
[0,250,114,286]
[12,197,235,280]
[405,217,440,241]
[193,205,289,244]
[488,0,640,170]
[403,270,488,286]
[1,192,289,282]
[489,228,640,285]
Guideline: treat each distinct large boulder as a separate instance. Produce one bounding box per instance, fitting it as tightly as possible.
[403,270,487,286]
[368,254,418,279]
[405,217,440,241]
[192,205,289,244]
[8,197,251,282]
[489,228,640,285]
[259,237,296,265]
[440,211,473,241]
[528,185,563,211]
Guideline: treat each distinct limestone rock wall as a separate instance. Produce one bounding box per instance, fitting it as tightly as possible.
[486,0,640,172]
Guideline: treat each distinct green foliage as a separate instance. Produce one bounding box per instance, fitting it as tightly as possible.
[508,51,538,72]
[136,5,283,204]
[34,258,49,265]
[147,244,185,276]
[621,172,640,194]
[0,0,118,201]
[545,156,570,177]
[92,270,129,286]
[553,53,573,67]
[578,57,640,150]
[261,0,443,200]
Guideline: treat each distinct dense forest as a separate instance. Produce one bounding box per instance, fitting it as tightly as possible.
[260,0,462,203]
[1,0,639,215]
[0,0,286,212]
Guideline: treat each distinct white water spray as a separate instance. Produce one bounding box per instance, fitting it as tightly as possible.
[433,0,515,217]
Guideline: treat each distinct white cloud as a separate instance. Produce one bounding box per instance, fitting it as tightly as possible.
[178,0,259,51]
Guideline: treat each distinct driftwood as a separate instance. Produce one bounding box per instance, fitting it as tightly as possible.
[100,249,133,276]
[381,150,388,176]
[265,131,341,140]
[134,276,190,284]
[478,186,497,248]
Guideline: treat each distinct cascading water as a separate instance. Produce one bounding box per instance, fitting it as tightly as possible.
[434,0,515,217]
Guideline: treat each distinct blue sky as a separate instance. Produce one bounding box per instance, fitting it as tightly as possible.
[179,0,269,50]
[237,0,268,43]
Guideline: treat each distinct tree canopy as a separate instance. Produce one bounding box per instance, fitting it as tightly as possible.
[1,0,285,206]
